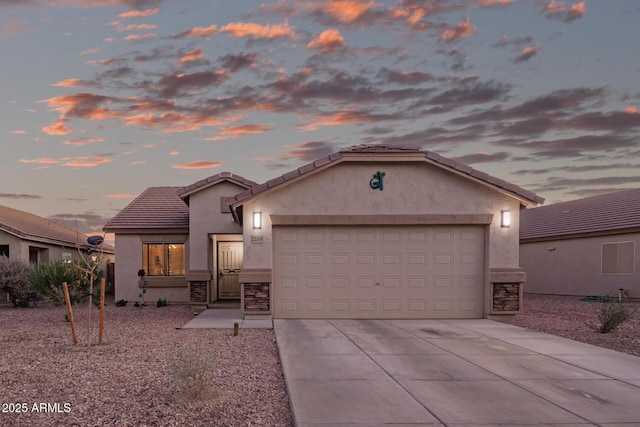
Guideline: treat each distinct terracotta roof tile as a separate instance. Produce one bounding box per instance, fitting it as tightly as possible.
[521,187,640,240]
[267,176,285,188]
[1,205,113,250]
[104,187,189,231]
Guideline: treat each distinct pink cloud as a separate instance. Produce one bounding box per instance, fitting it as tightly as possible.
[178,47,204,64]
[514,45,541,63]
[307,28,345,52]
[220,21,298,40]
[42,118,72,135]
[20,158,60,164]
[118,8,159,18]
[173,24,217,39]
[64,136,104,146]
[171,161,222,169]
[9,130,27,135]
[475,0,516,6]
[538,0,586,22]
[61,155,112,168]
[440,17,476,42]
[124,33,156,42]
[123,112,235,133]
[52,78,99,88]
[114,23,157,32]
[319,0,377,24]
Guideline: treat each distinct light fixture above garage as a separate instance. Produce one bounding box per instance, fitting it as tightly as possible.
[501,210,511,228]
[253,211,262,229]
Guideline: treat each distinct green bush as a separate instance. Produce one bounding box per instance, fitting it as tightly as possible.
[587,301,638,333]
[0,256,40,307]
[28,259,97,305]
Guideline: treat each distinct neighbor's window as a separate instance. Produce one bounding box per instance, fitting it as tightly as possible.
[602,241,635,275]
[142,243,185,276]
[0,245,8,257]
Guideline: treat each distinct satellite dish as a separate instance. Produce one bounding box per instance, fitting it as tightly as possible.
[87,235,104,246]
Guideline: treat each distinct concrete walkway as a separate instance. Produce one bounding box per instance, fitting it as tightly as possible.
[180,308,273,329]
[274,318,640,426]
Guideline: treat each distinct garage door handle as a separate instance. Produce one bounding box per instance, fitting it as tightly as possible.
[376,282,381,286]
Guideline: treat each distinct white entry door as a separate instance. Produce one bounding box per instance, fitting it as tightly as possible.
[273,225,484,319]
[218,241,243,299]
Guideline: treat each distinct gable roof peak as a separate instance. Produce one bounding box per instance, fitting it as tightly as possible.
[341,143,421,153]
[179,171,257,199]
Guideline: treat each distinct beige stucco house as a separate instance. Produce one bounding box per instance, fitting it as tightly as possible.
[520,187,640,299]
[0,205,115,301]
[105,145,543,320]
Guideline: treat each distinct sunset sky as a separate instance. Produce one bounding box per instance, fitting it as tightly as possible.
[2,0,639,236]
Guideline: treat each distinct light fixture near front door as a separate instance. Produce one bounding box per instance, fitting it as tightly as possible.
[501,210,511,227]
[253,211,262,229]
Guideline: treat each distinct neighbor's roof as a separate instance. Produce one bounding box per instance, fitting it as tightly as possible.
[520,187,640,241]
[104,172,255,231]
[0,205,113,251]
[103,187,188,231]
[227,144,544,207]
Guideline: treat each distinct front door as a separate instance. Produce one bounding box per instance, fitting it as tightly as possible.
[217,241,243,299]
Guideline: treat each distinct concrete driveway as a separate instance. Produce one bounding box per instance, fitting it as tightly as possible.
[274,318,640,426]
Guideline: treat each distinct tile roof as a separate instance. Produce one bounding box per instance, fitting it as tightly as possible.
[104,172,256,231]
[520,187,640,241]
[179,172,257,199]
[103,187,189,231]
[227,144,544,206]
[0,205,113,251]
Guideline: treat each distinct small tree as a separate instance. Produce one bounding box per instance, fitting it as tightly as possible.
[0,256,40,307]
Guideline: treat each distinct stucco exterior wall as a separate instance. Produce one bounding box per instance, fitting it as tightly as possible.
[0,231,25,260]
[114,233,188,303]
[0,230,114,267]
[521,233,640,298]
[242,161,522,270]
[187,181,245,271]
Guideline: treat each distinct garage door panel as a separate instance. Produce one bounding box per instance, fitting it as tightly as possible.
[273,225,484,319]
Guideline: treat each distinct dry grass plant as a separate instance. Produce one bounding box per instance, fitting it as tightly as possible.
[169,344,220,402]
[587,300,638,333]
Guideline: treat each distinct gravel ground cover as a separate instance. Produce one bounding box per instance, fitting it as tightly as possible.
[514,293,640,357]
[0,299,293,427]
[2,294,638,427]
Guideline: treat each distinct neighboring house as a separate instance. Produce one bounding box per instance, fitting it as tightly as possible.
[520,187,640,298]
[105,145,543,320]
[0,205,116,300]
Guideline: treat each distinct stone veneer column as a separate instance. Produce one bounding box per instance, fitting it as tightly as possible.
[239,269,272,316]
[186,270,211,308]
[488,268,526,323]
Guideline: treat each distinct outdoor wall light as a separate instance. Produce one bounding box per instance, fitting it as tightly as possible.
[253,211,262,229]
[501,210,511,228]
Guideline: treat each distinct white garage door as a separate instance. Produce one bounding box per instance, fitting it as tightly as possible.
[273,225,485,319]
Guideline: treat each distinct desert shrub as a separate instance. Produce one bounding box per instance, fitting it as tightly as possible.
[169,345,218,400]
[0,256,40,307]
[587,300,638,333]
[28,260,86,305]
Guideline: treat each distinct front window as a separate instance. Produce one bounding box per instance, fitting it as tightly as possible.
[142,243,185,276]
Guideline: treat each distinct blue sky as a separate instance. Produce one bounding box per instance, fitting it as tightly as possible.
[1,0,639,236]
